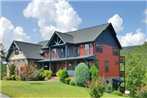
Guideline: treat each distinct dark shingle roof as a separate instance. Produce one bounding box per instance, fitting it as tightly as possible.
[66,23,110,43]
[37,40,49,48]
[56,32,74,43]
[14,41,43,59]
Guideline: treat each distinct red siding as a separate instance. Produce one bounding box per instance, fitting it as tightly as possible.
[43,51,46,59]
[89,43,93,55]
[80,44,84,56]
[94,44,120,78]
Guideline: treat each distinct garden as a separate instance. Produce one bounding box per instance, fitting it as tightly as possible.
[1,43,147,98]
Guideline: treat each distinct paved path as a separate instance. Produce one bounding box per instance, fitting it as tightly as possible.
[0,93,10,98]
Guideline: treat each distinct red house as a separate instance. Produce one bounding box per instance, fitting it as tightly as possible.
[37,23,122,82]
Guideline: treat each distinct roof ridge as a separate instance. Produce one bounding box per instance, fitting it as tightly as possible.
[14,40,41,46]
[65,23,110,34]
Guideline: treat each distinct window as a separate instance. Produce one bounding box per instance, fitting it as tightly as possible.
[113,48,119,56]
[15,49,19,55]
[85,44,89,55]
[95,43,103,53]
[105,61,109,73]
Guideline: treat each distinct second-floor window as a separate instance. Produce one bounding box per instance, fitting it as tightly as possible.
[95,43,103,53]
[113,48,119,56]
[85,44,89,55]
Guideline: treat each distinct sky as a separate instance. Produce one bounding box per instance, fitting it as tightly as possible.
[0,0,147,49]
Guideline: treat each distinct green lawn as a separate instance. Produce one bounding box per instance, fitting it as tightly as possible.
[1,80,128,98]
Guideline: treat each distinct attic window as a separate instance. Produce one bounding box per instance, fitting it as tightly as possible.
[15,49,19,55]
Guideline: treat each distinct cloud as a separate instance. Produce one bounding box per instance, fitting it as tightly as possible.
[23,0,82,40]
[0,17,30,49]
[108,14,124,33]
[118,29,146,46]
[143,9,147,24]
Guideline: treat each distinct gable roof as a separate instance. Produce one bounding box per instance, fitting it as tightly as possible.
[38,40,49,48]
[6,41,43,60]
[45,23,122,49]
[56,32,74,43]
[66,23,110,43]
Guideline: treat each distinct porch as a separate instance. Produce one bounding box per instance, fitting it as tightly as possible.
[37,55,95,76]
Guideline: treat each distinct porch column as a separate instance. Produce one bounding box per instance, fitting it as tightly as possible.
[65,44,68,58]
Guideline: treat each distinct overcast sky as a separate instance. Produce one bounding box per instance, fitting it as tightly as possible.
[0,0,147,49]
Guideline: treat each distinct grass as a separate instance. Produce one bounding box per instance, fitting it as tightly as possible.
[1,80,128,98]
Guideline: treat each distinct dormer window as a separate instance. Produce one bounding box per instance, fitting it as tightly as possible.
[15,49,19,55]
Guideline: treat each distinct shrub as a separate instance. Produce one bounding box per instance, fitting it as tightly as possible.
[20,65,33,81]
[56,69,63,77]
[69,80,75,86]
[15,75,21,81]
[30,68,44,81]
[74,63,90,87]
[105,83,113,93]
[65,77,71,84]
[88,78,105,98]
[3,76,11,80]
[10,75,16,80]
[9,64,15,75]
[40,70,52,80]
[137,86,147,98]
[112,90,122,96]
[89,64,99,80]
[60,69,69,83]
[0,64,7,79]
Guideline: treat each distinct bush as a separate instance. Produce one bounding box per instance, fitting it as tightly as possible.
[105,83,113,93]
[15,75,21,81]
[3,76,11,80]
[10,75,16,80]
[60,69,69,83]
[30,68,44,81]
[40,70,52,80]
[74,63,90,87]
[9,64,15,75]
[20,65,33,81]
[56,69,63,77]
[137,86,147,98]
[69,80,75,86]
[88,78,105,98]
[112,90,122,96]
[65,77,71,84]
[89,64,99,80]
[0,64,7,79]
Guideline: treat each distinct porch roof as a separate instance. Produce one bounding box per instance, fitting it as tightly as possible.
[37,55,95,62]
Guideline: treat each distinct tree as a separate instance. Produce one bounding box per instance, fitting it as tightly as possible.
[9,64,16,75]
[125,43,147,97]
[74,63,90,87]
[89,64,99,80]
